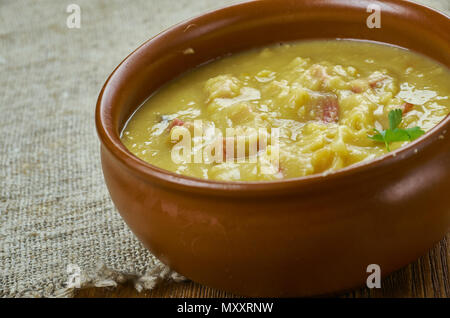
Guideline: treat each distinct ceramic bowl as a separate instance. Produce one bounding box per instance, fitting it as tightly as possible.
[96,0,450,296]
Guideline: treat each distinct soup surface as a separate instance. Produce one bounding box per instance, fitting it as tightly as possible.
[121,40,450,181]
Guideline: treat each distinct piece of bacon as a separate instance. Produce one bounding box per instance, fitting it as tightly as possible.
[368,75,387,88]
[402,102,414,114]
[321,95,339,123]
[351,86,364,94]
[168,118,185,130]
[350,79,369,93]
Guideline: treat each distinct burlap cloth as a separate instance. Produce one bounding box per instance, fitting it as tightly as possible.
[0,0,448,298]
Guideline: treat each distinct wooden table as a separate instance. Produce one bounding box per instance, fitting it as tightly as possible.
[75,234,449,298]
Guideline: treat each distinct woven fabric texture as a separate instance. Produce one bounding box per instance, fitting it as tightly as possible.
[0,0,448,297]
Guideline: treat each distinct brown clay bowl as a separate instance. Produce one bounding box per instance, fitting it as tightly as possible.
[96,0,450,297]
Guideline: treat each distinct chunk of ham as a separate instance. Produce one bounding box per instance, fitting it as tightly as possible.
[168,118,185,130]
[368,74,387,88]
[321,95,339,123]
[350,79,369,93]
[402,102,414,114]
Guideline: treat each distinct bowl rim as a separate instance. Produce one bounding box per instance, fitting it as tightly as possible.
[96,0,450,195]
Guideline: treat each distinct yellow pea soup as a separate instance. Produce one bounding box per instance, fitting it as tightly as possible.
[121,40,450,181]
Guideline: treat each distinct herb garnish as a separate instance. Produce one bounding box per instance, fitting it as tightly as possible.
[369,109,425,151]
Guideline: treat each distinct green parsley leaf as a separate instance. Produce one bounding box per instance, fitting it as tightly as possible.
[404,126,426,140]
[388,108,403,130]
[368,129,385,143]
[368,109,425,151]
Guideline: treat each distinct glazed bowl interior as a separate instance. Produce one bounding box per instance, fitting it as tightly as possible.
[96,0,450,192]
